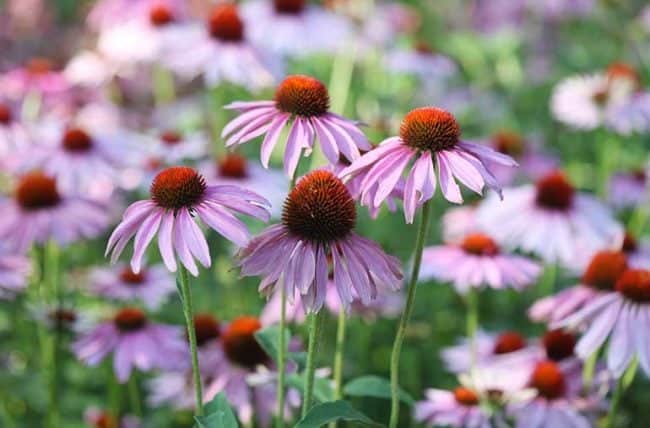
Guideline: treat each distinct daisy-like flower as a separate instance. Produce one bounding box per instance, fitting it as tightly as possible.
[84,407,140,428]
[162,4,281,90]
[608,169,648,209]
[508,360,597,428]
[441,205,480,244]
[87,0,187,31]
[557,269,650,377]
[0,172,109,252]
[146,129,210,165]
[550,62,644,131]
[606,91,650,135]
[240,0,353,57]
[340,107,517,223]
[415,386,490,428]
[31,305,91,334]
[238,170,402,312]
[72,307,186,382]
[106,166,270,276]
[477,171,623,268]
[385,41,457,81]
[89,264,176,310]
[199,154,288,218]
[529,250,629,324]
[0,248,31,300]
[222,74,371,178]
[419,232,541,293]
[0,57,69,102]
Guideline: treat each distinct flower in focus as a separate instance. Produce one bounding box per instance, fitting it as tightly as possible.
[72,307,187,382]
[529,250,629,324]
[557,269,650,377]
[238,170,402,312]
[340,107,517,223]
[0,248,31,300]
[414,386,490,428]
[419,232,542,293]
[106,166,269,276]
[477,171,623,268]
[240,0,353,57]
[0,57,69,102]
[162,4,282,90]
[0,172,109,252]
[199,153,288,218]
[89,263,176,310]
[608,168,648,210]
[384,41,457,82]
[222,74,371,177]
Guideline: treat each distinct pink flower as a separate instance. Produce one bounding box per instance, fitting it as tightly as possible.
[529,250,629,324]
[0,248,31,300]
[477,171,623,268]
[419,232,541,293]
[415,386,490,428]
[87,0,187,31]
[608,169,648,210]
[441,205,480,244]
[106,166,270,276]
[0,58,69,101]
[340,107,517,223]
[222,75,371,178]
[162,5,282,90]
[0,172,109,252]
[238,170,402,312]
[556,269,650,377]
[72,307,187,382]
[89,264,176,310]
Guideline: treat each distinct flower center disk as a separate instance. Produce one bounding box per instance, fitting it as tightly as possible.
[150,166,206,210]
[120,267,146,285]
[399,107,460,152]
[453,387,479,406]
[150,4,175,26]
[274,0,305,14]
[493,331,526,354]
[282,170,356,243]
[219,154,248,178]
[492,131,524,157]
[581,250,627,291]
[461,233,499,256]
[15,172,61,210]
[48,309,77,328]
[616,269,650,303]
[530,361,565,400]
[222,316,268,369]
[274,75,330,117]
[0,104,12,124]
[208,5,244,42]
[160,130,183,145]
[542,329,575,361]
[114,308,147,332]
[27,57,53,75]
[534,172,575,210]
[193,314,220,346]
[62,128,93,152]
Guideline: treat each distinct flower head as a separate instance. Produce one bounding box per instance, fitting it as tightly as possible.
[106,166,270,276]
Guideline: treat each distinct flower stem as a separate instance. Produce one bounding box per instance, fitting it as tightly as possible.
[275,283,287,428]
[466,289,479,372]
[45,241,61,428]
[389,199,433,428]
[107,365,120,421]
[302,310,324,417]
[582,351,598,393]
[605,377,624,428]
[128,373,143,417]
[152,65,175,106]
[178,265,204,416]
[329,309,347,428]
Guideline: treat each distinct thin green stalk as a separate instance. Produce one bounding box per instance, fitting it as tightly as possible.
[466,289,479,373]
[152,65,176,106]
[328,309,347,428]
[302,310,324,417]
[582,351,598,393]
[45,241,61,428]
[178,265,204,416]
[108,365,121,422]
[128,373,143,417]
[605,377,624,428]
[389,200,433,428]
[539,263,557,298]
[275,283,287,428]
[0,396,16,428]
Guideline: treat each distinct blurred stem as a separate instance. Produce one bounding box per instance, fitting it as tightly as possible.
[275,283,287,428]
[178,265,204,416]
[45,241,61,428]
[465,289,479,372]
[0,396,15,428]
[128,373,143,417]
[605,377,624,428]
[152,65,176,106]
[539,264,557,297]
[628,202,649,236]
[329,309,347,428]
[301,310,324,417]
[108,365,121,421]
[582,351,598,393]
[389,200,433,428]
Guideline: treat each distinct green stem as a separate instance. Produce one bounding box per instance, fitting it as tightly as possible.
[389,200,433,428]
[328,309,347,428]
[466,289,479,373]
[108,365,121,422]
[45,241,60,428]
[539,264,557,298]
[275,283,287,428]
[301,310,324,417]
[128,373,143,417]
[178,265,204,416]
[152,65,175,106]
[582,351,598,393]
[605,377,624,428]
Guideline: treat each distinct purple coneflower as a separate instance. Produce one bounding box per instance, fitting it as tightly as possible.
[147,129,210,165]
[340,107,517,223]
[477,171,623,268]
[0,172,109,252]
[414,386,490,428]
[87,0,187,31]
[441,205,480,244]
[608,169,648,210]
[0,249,31,300]
[222,74,371,178]
[385,41,457,81]
[238,170,402,312]
[106,166,270,276]
[529,250,628,324]
[0,58,69,102]
[72,307,186,382]
[556,269,650,377]
[419,233,541,293]
[89,264,176,310]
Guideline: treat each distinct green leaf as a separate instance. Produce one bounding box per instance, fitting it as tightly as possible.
[287,373,334,404]
[343,375,414,405]
[194,392,238,428]
[254,326,306,370]
[294,400,383,428]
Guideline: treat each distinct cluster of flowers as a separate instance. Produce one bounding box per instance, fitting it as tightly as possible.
[0,0,649,427]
